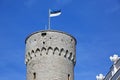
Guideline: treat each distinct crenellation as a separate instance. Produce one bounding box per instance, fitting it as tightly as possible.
[53,47,59,55]
[25,47,76,65]
[28,52,32,59]
[68,52,72,60]
[72,55,76,65]
[66,51,70,59]
[35,48,40,57]
[65,50,69,58]
[41,47,47,55]
[35,48,40,53]
[59,48,64,56]
[47,47,53,55]
[31,50,35,58]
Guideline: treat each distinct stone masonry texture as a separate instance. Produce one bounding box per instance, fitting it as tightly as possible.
[25,30,77,80]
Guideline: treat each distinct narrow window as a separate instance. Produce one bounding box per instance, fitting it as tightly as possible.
[33,72,36,79]
[68,74,70,80]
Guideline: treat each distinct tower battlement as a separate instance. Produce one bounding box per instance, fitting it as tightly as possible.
[25,30,76,80]
[25,46,76,65]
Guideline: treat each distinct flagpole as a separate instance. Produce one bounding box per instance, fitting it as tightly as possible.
[48,9,51,30]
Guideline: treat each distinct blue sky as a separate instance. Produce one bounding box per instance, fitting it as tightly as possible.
[0,0,120,80]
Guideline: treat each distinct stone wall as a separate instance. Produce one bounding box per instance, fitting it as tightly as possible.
[25,30,76,80]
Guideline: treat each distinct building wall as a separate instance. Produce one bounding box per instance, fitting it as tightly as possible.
[104,59,120,80]
[25,30,76,80]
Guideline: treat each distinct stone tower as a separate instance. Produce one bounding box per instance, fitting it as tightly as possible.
[25,30,76,80]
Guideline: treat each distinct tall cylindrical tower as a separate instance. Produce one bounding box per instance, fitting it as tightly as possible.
[25,30,76,80]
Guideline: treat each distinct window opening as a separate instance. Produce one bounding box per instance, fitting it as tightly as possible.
[33,72,36,79]
[68,74,70,80]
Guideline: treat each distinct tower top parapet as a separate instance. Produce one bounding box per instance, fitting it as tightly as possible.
[25,30,77,45]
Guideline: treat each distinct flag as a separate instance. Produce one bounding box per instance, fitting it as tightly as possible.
[49,10,61,17]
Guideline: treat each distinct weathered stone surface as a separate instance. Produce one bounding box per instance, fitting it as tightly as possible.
[25,30,76,80]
